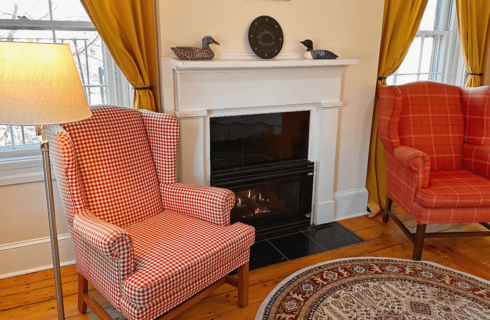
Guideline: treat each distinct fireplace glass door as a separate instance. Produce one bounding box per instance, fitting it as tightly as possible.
[210,111,313,234]
[228,173,313,229]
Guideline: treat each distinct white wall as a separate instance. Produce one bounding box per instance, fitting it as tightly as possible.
[0,180,75,278]
[158,0,384,201]
[0,0,384,278]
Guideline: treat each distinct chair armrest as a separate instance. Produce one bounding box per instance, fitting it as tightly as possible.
[393,146,430,188]
[162,183,235,226]
[73,211,134,263]
[464,144,490,179]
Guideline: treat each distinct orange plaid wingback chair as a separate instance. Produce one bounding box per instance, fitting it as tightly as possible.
[377,81,490,260]
[46,105,254,320]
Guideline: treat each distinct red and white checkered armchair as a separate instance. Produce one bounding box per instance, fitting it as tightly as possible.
[46,105,255,320]
[377,81,490,261]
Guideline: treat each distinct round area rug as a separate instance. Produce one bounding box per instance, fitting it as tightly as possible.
[255,257,490,320]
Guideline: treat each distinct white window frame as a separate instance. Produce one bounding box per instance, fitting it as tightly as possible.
[0,17,132,185]
[390,0,466,86]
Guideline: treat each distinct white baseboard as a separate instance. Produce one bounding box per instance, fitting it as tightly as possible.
[314,200,335,225]
[333,188,369,221]
[0,233,76,279]
[0,187,368,279]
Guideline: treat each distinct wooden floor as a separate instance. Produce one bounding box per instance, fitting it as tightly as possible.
[2,205,490,320]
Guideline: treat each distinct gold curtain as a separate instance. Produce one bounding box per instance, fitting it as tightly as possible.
[456,0,490,87]
[366,0,428,217]
[81,0,159,111]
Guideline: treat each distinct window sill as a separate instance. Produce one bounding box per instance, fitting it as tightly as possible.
[0,154,46,187]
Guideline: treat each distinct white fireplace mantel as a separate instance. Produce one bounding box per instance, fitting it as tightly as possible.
[161,55,359,225]
[171,57,359,70]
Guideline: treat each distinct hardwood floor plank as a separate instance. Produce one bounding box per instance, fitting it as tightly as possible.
[425,239,490,281]
[337,215,379,231]
[2,212,490,320]
[173,278,283,320]
[0,272,79,298]
[0,280,95,312]
[0,264,77,291]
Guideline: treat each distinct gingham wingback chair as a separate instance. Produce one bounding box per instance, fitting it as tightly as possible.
[377,81,490,261]
[46,105,255,320]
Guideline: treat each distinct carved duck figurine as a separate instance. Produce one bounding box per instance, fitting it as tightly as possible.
[171,36,220,60]
[300,39,338,60]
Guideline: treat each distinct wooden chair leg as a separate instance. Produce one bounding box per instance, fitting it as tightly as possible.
[383,197,392,223]
[237,262,249,308]
[78,272,88,314]
[413,224,427,261]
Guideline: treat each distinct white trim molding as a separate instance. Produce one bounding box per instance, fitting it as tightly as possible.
[0,155,44,186]
[320,101,344,109]
[174,110,208,119]
[334,188,369,221]
[0,233,75,279]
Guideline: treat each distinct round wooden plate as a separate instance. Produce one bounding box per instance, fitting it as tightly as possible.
[248,16,284,59]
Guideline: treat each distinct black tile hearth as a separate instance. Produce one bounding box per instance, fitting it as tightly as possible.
[245,222,363,272]
[249,240,288,270]
[268,232,325,260]
[303,223,363,251]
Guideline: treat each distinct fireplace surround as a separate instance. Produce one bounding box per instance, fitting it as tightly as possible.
[161,54,361,225]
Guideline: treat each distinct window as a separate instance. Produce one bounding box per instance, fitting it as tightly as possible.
[0,0,132,158]
[387,0,466,86]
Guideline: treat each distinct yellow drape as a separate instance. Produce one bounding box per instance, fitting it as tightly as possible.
[366,0,428,217]
[456,0,490,87]
[81,0,159,111]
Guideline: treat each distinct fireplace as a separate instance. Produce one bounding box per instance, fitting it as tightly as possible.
[210,111,314,234]
[164,56,362,225]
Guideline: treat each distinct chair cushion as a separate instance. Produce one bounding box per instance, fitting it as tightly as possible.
[123,211,255,307]
[411,202,490,224]
[416,170,490,208]
[398,82,465,171]
[61,105,163,228]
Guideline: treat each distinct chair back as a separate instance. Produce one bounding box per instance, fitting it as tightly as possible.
[393,81,465,171]
[461,86,490,146]
[61,105,163,227]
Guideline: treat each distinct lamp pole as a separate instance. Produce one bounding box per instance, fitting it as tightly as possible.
[39,125,65,320]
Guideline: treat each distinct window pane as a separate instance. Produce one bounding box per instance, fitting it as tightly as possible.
[0,126,12,148]
[87,87,110,105]
[430,35,446,81]
[11,126,41,147]
[419,0,438,31]
[0,125,41,149]
[49,0,91,21]
[0,0,122,154]
[22,126,41,145]
[0,0,51,21]
[419,74,430,81]
[420,36,434,73]
[56,30,108,106]
[395,75,418,85]
[398,37,421,74]
[0,29,54,42]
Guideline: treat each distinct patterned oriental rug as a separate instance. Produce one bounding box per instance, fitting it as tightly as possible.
[255,258,490,320]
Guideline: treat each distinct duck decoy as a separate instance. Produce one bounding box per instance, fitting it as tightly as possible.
[171,36,220,60]
[300,39,338,60]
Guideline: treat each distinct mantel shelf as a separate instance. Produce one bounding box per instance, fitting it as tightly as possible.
[171,57,359,70]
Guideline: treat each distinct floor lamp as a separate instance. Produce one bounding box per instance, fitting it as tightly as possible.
[0,42,92,320]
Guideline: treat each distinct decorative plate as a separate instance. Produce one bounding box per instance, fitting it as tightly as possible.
[248,16,284,59]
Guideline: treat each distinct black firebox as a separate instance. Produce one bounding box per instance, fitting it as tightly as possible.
[210,111,314,236]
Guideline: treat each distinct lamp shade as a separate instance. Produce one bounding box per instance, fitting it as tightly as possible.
[0,42,91,125]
